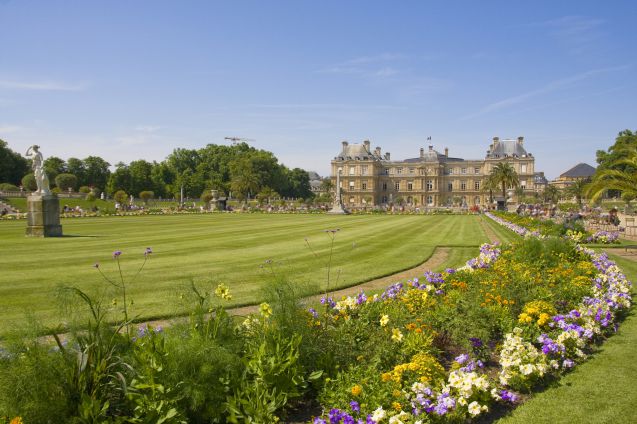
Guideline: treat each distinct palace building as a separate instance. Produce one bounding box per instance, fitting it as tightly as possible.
[330,137,539,208]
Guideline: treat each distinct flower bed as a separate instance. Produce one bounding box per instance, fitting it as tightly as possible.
[310,223,631,422]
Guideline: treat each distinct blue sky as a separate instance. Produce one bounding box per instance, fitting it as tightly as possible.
[0,0,635,179]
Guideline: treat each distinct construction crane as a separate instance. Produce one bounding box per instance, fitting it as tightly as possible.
[224,136,256,145]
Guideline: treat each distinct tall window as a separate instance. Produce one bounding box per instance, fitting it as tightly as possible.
[462,168,467,174]
[448,182,453,192]
[521,164,527,173]
[361,165,368,175]
[474,167,480,174]
[395,182,400,190]
[382,182,387,191]
[474,181,480,190]
[349,181,355,189]
[407,182,413,191]
[461,182,467,191]
[426,195,433,205]
[409,167,415,174]
[426,180,433,190]
[349,166,355,176]
[397,167,403,175]
[362,181,367,190]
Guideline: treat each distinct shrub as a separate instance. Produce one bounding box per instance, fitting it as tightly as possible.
[79,185,91,193]
[21,173,36,191]
[55,173,78,192]
[139,191,154,205]
[113,190,128,205]
[0,183,19,191]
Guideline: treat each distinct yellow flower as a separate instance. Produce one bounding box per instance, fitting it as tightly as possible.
[214,283,232,300]
[381,372,392,382]
[392,401,402,411]
[392,389,402,398]
[351,384,363,396]
[391,328,404,343]
[10,418,24,424]
[259,302,272,318]
[380,314,389,327]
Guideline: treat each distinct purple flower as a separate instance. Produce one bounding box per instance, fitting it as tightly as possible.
[455,353,469,364]
[309,308,319,318]
[112,250,122,259]
[313,418,327,424]
[469,337,483,348]
[350,400,360,413]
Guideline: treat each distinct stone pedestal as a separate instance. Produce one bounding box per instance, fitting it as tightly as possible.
[26,194,63,237]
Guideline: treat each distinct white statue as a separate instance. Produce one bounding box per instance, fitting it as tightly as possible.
[25,145,51,195]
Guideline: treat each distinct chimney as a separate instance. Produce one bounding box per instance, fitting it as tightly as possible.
[428,145,433,152]
[385,152,391,160]
[517,136,524,144]
[342,141,348,149]
[363,139,371,149]
[375,146,381,156]
[493,137,500,145]
[444,147,449,157]
[420,147,424,158]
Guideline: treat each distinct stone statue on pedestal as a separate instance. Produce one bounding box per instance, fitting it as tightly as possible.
[24,145,62,237]
[327,169,349,215]
[25,145,52,195]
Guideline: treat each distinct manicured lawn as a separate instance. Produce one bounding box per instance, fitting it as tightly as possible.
[0,214,489,334]
[496,253,637,424]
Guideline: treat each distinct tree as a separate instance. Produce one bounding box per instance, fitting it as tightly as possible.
[83,156,111,189]
[565,178,590,207]
[490,162,519,200]
[542,185,560,204]
[595,130,637,197]
[43,156,66,184]
[128,160,155,197]
[0,139,29,185]
[66,158,86,186]
[55,173,78,192]
[587,144,637,202]
[107,162,132,195]
[481,173,499,204]
[285,168,312,199]
[229,157,260,201]
[256,186,279,205]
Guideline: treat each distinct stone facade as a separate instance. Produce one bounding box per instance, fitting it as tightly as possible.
[331,137,538,208]
[26,194,63,237]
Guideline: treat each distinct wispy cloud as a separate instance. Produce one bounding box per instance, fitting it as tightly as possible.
[246,103,406,111]
[537,15,606,55]
[462,65,630,120]
[134,125,162,133]
[0,79,88,91]
[318,52,405,78]
[0,124,23,134]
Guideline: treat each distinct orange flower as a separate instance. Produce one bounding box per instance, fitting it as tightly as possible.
[351,384,362,396]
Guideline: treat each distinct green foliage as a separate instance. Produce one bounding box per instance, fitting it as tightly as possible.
[0,183,19,191]
[114,190,129,205]
[79,185,91,193]
[20,173,36,191]
[0,139,29,185]
[139,191,154,205]
[490,162,520,199]
[55,173,78,191]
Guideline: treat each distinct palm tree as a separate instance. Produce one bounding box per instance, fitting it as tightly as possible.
[543,185,560,204]
[586,145,637,202]
[490,162,520,200]
[565,178,590,207]
[481,173,499,204]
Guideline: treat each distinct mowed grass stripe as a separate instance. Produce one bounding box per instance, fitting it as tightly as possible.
[0,214,488,332]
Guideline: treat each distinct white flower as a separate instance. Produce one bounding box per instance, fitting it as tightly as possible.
[520,364,534,375]
[468,401,482,416]
[372,406,386,422]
